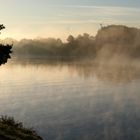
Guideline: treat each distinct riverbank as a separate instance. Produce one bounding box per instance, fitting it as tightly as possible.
[0,116,43,140]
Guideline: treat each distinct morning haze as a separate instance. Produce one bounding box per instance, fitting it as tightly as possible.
[0,0,140,40]
[0,0,140,140]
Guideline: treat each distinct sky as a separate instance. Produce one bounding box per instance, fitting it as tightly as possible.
[0,0,140,40]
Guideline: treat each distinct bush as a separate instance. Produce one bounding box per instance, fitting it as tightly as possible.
[0,116,43,140]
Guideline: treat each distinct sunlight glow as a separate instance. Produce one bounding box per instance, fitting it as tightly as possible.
[0,1,139,40]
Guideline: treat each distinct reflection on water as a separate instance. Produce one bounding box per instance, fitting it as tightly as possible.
[0,58,140,140]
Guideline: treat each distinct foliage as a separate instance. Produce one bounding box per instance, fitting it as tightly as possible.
[0,24,12,65]
[0,24,5,33]
[13,25,140,61]
[0,116,43,140]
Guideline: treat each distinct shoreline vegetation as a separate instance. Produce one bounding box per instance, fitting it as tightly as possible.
[0,116,43,140]
[0,24,12,65]
[3,24,139,62]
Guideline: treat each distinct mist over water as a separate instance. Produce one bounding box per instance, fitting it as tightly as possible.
[0,25,140,140]
[0,57,140,140]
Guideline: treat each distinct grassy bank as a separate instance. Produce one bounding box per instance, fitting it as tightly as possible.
[0,116,43,140]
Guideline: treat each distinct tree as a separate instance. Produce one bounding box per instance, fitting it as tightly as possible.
[0,24,5,33]
[67,35,74,43]
[0,24,12,65]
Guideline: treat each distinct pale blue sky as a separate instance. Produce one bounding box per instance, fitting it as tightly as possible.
[0,0,140,40]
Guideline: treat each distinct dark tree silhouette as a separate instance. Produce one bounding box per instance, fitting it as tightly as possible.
[0,24,5,33]
[0,24,12,65]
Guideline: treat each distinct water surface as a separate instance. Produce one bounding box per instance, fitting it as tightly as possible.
[0,58,140,140]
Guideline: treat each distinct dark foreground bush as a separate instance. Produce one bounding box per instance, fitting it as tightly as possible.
[0,116,43,140]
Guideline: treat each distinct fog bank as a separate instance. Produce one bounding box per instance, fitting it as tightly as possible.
[6,25,140,62]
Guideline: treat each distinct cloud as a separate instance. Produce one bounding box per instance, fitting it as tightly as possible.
[1,5,140,39]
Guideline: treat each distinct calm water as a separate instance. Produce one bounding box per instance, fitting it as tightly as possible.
[0,58,140,140]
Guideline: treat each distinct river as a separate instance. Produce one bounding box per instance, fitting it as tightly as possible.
[0,58,140,140]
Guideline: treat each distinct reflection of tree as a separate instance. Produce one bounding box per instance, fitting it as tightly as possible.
[67,62,140,83]
[10,58,140,84]
[0,24,12,65]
